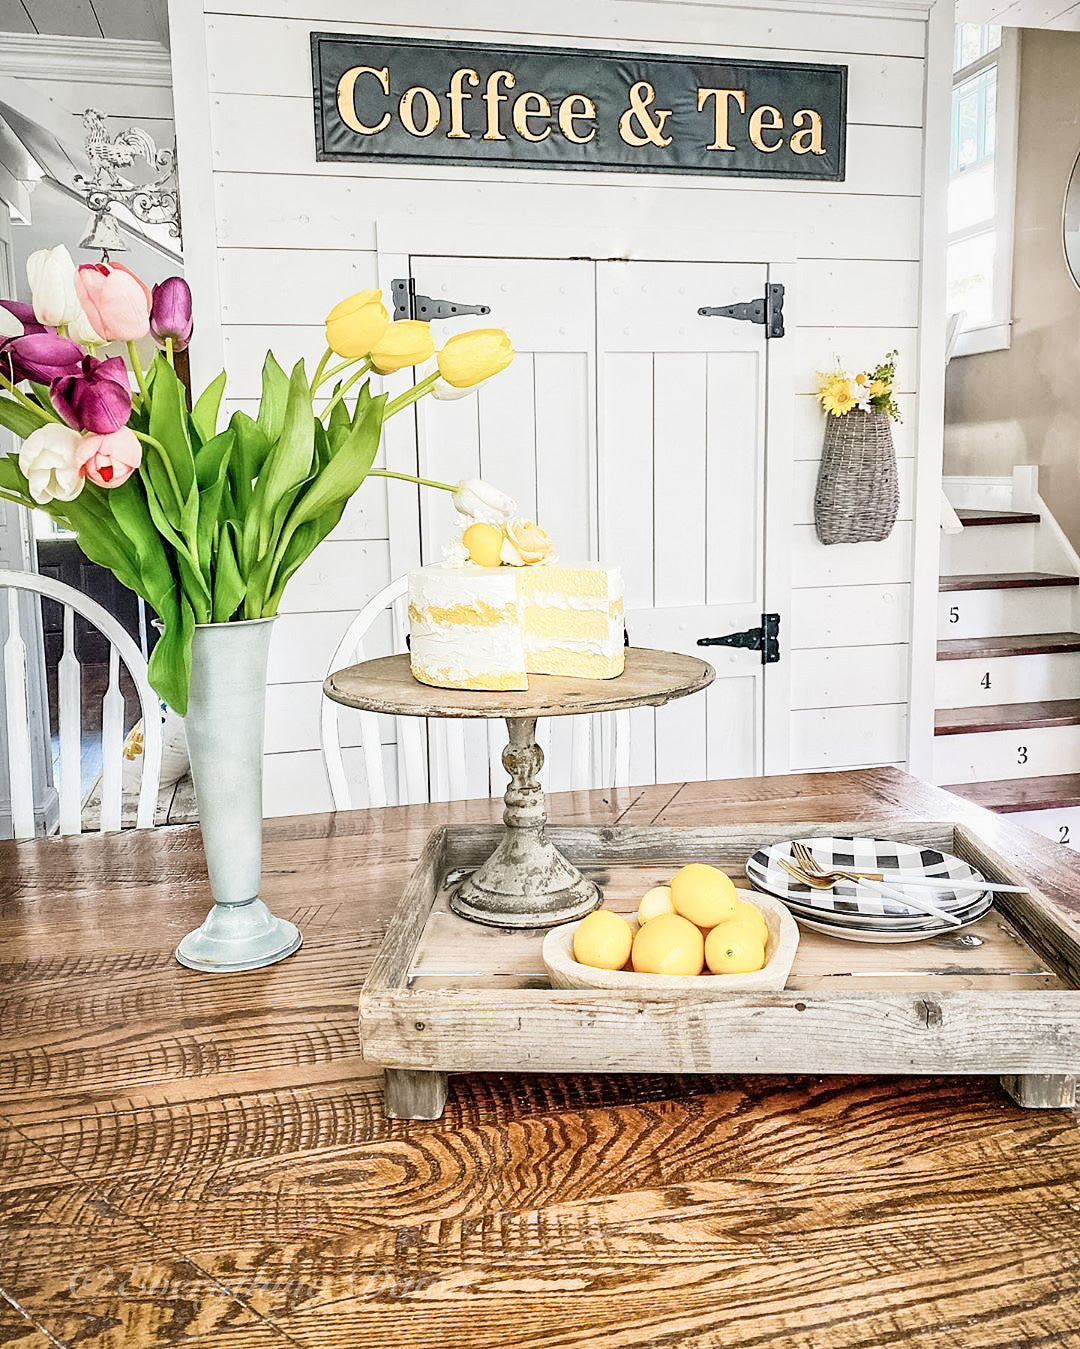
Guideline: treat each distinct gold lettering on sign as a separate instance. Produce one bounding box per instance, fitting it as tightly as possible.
[697,88,746,151]
[749,104,784,152]
[483,70,516,141]
[400,86,441,138]
[336,65,391,135]
[447,67,480,139]
[513,91,552,142]
[558,93,597,143]
[790,108,826,155]
[618,81,672,148]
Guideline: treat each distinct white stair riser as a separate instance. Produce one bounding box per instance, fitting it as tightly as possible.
[933,724,1080,784]
[935,651,1080,706]
[938,523,1037,576]
[1008,806,1080,850]
[937,587,1074,641]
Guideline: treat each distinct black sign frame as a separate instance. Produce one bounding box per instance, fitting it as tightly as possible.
[312,33,847,182]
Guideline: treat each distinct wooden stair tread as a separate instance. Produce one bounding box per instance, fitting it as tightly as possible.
[935,698,1080,735]
[939,572,1078,592]
[937,632,1080,660]
[954,508,1041,526]
[942,774,1080,813]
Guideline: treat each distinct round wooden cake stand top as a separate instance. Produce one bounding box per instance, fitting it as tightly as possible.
[323,647,713,719]
[323,647,715,930]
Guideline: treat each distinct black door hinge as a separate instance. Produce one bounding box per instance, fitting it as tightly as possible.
[697,613,780,664]
[392,278,491,322]
[698,283,785,338]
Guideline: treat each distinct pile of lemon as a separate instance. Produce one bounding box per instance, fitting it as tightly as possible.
[571,863,769,977]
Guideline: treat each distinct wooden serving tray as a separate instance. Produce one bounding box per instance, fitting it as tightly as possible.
[359,821,1080,1119]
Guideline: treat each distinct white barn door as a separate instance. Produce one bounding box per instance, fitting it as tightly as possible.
[405,255,771,793]
[598,261,768,786]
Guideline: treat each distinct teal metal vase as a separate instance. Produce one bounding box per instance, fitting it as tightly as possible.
[175,618,302,972]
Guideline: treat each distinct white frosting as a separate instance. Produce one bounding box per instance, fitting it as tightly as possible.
[408,560,624,688]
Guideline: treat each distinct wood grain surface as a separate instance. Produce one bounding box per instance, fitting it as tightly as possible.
[3,768,1080,1346]
[323,647,715,718]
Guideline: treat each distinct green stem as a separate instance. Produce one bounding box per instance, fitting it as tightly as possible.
[165,335,175,369]
[126,340,150,405]
[307,348,333,391]
[0,372,61,421]
[132,429,183,507]
[384,371,439,419]
[367,468,456,493]
[319,360,372,419]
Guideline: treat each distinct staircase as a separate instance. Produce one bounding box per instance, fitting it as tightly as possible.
[934,468,1080,848]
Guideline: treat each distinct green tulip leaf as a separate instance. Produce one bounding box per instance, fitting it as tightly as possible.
[0,396,52,440]
[212,520,246,622]
[191,370,227,443]
[147,595,194,715]
[244,359,315,567]
[256,351,290,444]
[227,411,271,520]
[147,354,196,500]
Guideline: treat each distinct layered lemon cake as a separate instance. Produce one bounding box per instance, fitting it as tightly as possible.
[408,562,624,691]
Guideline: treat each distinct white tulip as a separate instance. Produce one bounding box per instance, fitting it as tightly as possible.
[451,477,516,523]
[431,376,479,401]
[0,306,24,339]
[26,245,83,328]
[67,307,103,346]
[18,423,85,504]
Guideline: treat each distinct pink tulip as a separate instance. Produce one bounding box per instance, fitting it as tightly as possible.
[74,261,152,342]
[75,425,142,488]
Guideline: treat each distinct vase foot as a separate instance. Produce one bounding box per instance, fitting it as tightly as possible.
[176,898,302,972]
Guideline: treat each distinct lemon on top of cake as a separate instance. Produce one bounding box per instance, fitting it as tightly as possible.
[408,516,624,691]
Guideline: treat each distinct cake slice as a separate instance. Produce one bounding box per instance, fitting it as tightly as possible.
[408,562,624,691]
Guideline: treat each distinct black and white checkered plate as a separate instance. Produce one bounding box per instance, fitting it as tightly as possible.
[745,836,993,935]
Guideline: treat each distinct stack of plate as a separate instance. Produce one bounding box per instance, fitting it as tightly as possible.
[745,836,994,943]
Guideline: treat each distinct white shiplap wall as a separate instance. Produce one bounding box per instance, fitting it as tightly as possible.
[170,0,948,815]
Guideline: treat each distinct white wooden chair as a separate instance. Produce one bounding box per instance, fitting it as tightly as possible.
[1,570,163,836]
[320,575,631,810]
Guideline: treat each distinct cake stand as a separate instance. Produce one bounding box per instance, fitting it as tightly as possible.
[323,647,715,929]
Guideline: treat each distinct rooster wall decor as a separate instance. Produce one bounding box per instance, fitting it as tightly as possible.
[73,108,181,242]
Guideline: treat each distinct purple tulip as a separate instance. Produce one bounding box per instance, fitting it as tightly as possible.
[149,277,193,351]
[0,299,47,336]
[50,354,132,435]
[0,330,84,384]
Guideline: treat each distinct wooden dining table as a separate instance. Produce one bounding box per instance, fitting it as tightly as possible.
[3,766,1080,1347]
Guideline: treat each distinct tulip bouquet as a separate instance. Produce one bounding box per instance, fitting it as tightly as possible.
[0,248,513,712]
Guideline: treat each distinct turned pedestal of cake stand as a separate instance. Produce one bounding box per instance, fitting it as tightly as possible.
[323,648,715,928]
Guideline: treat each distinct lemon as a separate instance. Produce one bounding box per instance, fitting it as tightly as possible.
[732,898,769,948]
[631,912,704,976]
[669,863,738,928]
[704,920,766,975]
[572,909,634,970]
[637,885,675,925]
[462,521,504,567]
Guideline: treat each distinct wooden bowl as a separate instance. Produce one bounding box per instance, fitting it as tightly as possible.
[542,890,799,994]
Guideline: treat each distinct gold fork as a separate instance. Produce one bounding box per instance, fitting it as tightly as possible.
[784,843,962,927]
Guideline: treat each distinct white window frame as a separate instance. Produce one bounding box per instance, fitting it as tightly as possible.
[949,27,1020,358]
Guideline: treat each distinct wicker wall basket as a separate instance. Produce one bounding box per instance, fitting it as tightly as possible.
[813,408,899,545]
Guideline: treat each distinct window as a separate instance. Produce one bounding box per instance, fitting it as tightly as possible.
[947,25,1019,357]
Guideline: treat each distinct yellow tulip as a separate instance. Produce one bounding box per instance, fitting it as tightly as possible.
[436,328,514,388]
[369,320,434,374]
[324,288,389,358]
